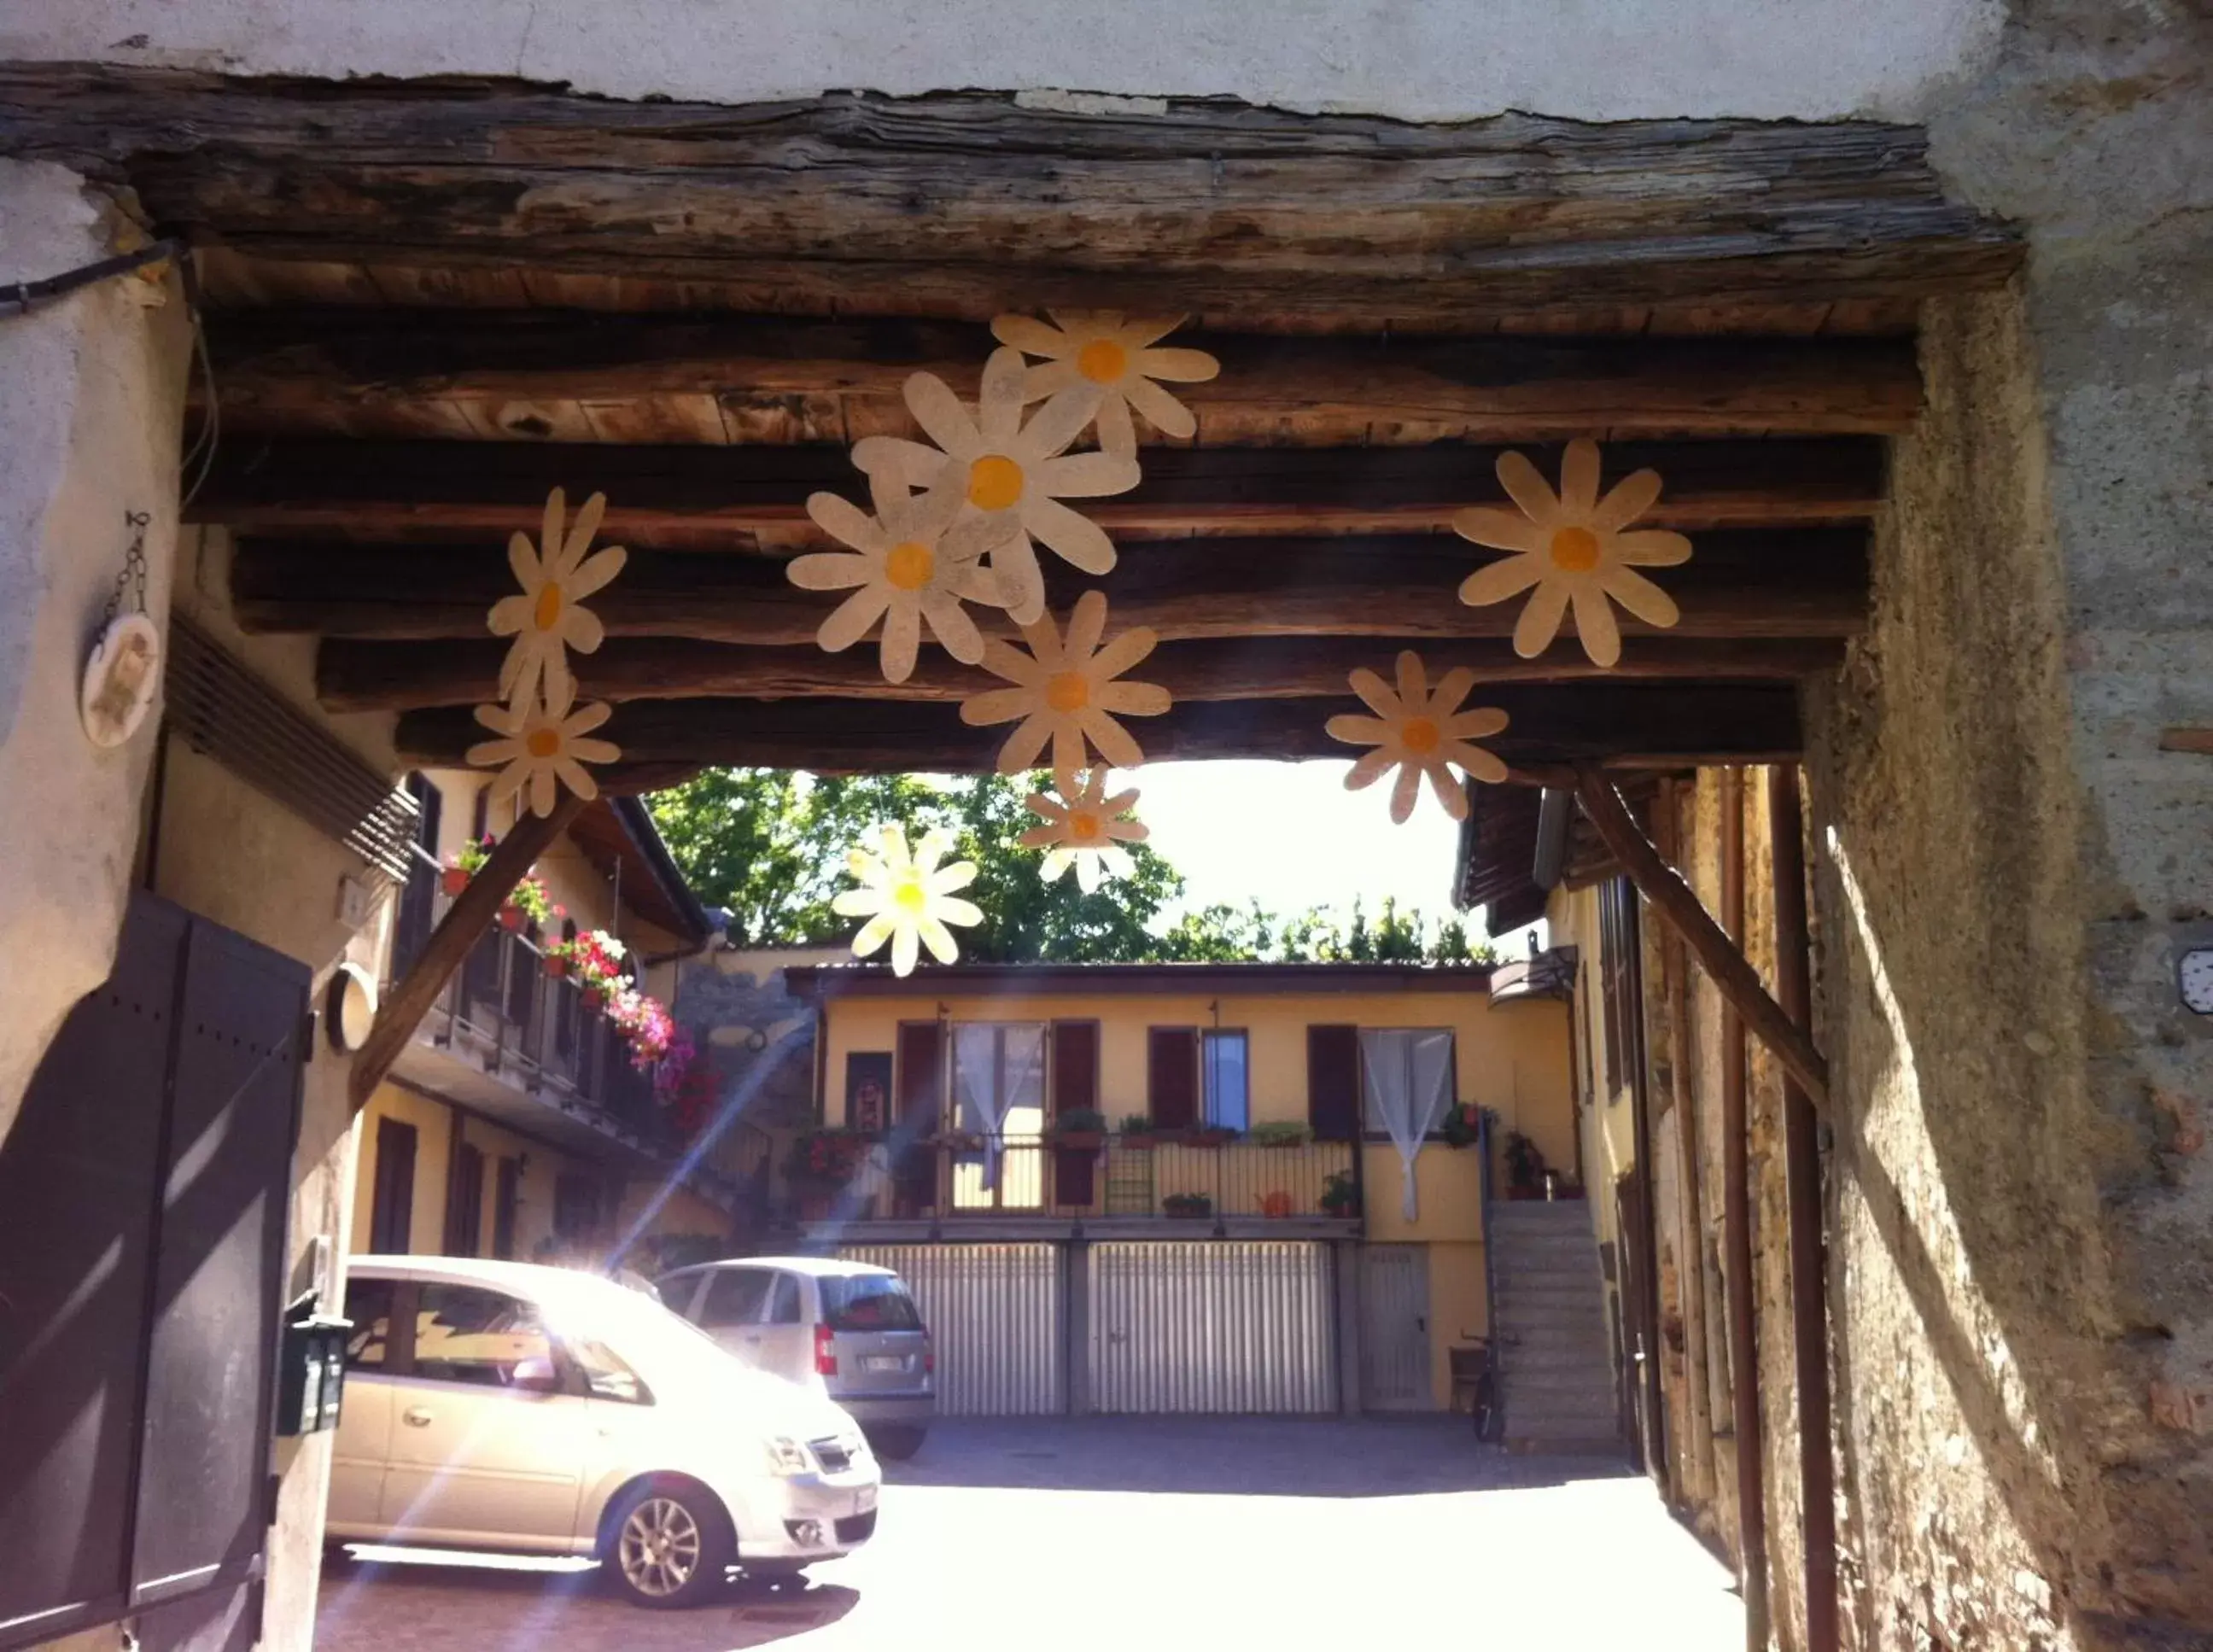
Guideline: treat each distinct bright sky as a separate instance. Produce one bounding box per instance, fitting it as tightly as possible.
[1132,759,1465,924]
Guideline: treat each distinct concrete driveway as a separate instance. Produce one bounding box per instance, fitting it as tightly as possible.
[317,1418,1745,1651]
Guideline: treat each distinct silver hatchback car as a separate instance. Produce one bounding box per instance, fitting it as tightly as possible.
[657,1258,934,1458]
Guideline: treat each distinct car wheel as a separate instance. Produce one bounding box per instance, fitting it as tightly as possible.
[603,1480,734,1609]
[869,1424,927,1461]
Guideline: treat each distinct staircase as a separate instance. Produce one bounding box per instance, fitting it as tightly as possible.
[1489,1200,1623,1455]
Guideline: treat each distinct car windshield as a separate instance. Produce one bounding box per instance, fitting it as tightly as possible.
[822,1274,923,1332]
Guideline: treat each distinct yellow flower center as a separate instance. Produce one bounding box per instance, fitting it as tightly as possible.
[1401,716,1440,756]
[1047,672,1091,713]
[892,871,930,914]
[1077,338,1129,384]
[967,453,1025,512]
[534,581,564,630]
[885,540,935,591]
[1549,525,1602,573]
[1069,809,1102,843]
[526,727,562,759]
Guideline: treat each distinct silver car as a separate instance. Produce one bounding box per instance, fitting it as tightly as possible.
[329,1257,881,1608]
[658,1258,935,1459]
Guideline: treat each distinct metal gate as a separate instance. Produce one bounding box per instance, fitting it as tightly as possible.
[1360,1243,1434,1410]
[838,1243,1063,1415]
[1089,1241,1334,1414]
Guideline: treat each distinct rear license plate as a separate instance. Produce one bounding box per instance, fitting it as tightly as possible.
[861,1355,905,1373]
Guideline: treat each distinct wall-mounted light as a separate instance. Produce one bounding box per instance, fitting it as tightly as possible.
[324,962,379,1054]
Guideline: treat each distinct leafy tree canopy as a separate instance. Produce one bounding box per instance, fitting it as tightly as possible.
[648,768,1492,966]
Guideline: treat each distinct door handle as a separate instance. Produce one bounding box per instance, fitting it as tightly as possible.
[402,1407,435,1427]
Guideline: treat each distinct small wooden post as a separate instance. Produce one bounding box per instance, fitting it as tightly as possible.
[348,793,587,1111]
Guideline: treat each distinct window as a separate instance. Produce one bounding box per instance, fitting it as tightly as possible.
[1202,1030,1249,1131]
[342,1277,397,1369]
[553,1173,603,1240]
[412,1283,552,1388]
[768,1273,805,1326]
[567,1339,650,1404]
[949,1022,1047,1210]
[822,1275,922,1333]
[369,1118,417,1253]
[697,1268,771,1329]
[1358,1029,1457,1135]
[492,1157,521,1260]
[1598,875,1640,1100]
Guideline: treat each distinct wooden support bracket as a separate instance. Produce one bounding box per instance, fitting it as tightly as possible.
[1573,763,1831,1112]
[347,792,588,1111]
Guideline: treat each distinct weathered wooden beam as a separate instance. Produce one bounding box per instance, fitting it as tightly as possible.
[195,437,1884,540]
[347,792,586,1110]
[320,633,1845,713]
[236,528,1868,645]
[1574,762,1829,1109]
[2,68,2021,324]
[394,686,1801,773]
[204,311,1925,438]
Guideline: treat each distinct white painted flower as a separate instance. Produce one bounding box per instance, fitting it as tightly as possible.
[850,347,1140,624]
[787,474,1004,683]
[959,590,1171,777]
[1019,768,1149,893]
[990,310,1220,458]
[1325,651,1508,824]
[832,824,984,978]
[488,487,628,707]
[465,678,622,819]
[1452,438,1693,668]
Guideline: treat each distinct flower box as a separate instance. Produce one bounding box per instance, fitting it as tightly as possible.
[1163,1193,1214,1218]
[439,866,471,898]
[498,904,527,932]
[1184,1127,1237,1148]
[543,954,569,979]
[581,986,605,1013]
[1053,1131,1106,1152]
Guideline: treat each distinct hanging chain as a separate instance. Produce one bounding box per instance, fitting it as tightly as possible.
[102,511,151,628]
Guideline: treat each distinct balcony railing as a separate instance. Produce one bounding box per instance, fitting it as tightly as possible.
[785,1134,1363,1228]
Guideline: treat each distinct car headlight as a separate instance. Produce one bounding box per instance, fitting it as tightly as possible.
[763,1435,814,1476]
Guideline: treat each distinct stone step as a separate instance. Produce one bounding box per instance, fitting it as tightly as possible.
[1492,1260,1604,1281]
[1499,1346,1613,1372]
[1490,1204,1599,1227]
[1505,1394,1620,1423]
[1505,1432,1626,1457]
[1494,1308,1610,1333]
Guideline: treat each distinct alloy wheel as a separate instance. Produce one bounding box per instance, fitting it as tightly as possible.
[617,1496,703,1598]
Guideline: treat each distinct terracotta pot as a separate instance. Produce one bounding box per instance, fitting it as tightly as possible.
[439,867,470,898]
[1119,1133,1155,1150]
[581,986,605,1013]
[543,955,569,979]
[499,905,526,931]
[1186,1128,1235,1148]
[1054,1132,1105,1152]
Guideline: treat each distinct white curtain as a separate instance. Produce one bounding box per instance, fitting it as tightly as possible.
[953,1024,1045,1192]
[1359,1029,1457,1221]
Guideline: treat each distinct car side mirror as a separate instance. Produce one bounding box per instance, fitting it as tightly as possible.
[511,1354,560,1392]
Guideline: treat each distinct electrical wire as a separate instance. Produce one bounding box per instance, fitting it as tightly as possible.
[0,236,183,320]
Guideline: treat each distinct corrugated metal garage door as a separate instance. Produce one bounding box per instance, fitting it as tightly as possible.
[1089,1241,1335,1415]
[838,1244,1064,1416]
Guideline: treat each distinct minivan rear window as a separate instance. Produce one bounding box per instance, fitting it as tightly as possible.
[822,1275,923,1332]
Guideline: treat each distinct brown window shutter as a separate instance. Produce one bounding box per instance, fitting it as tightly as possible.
[1050,1021,1100,1121]
[895,1020,945,1131]
[1147,1027,1199,1130]
[1307,1024,1362,1141]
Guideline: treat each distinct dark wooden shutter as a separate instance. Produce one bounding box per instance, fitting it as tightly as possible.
[1051,1022,1101,1206]
[1599,876,1639,1092]
[447,1142,486,1257]
[370,1119,417,1252]
[1147,1027,1199,1130]
[392,772,441,977]
[894,1021,944,1213]
[1307,1024,1362,1141]
[491,1158,521,1260]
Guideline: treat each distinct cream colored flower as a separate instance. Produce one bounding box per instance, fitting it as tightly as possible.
[959,590,1171,777]
[990,310,1220,458]
[1019,768,1150,893]
[788,474,1003,683]
[832,824,984,978]
[465,679,622,819]
[1452,438,1692,668]
[1326,651,1508,825]
[488,487,628,707]
[850,348,1141,624]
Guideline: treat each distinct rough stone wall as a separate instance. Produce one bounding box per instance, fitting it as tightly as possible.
[0,161,188,1148]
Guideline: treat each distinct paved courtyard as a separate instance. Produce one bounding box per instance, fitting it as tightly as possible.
[316,1418,1744,1651]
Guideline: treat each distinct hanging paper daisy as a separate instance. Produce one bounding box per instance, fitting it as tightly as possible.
[990,311,1220,458]
[959,590,1171,777]
[1326,651,1508,824]
[1452,438,1692,668]
[832,824,984,978]
[1019,768,1149,893]
[787,475,1006,683]
[465,679,622,819]
[489,487,628,707]
[850,347,1140,624]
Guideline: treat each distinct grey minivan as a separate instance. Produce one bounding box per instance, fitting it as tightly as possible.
[657,1258,935,1459]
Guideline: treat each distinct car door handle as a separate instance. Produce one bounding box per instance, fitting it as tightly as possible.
[402,1407,435,1427]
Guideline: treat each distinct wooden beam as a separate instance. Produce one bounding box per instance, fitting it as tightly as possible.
[236,528,1869,647]
[3,67,2020,324]
[394,686,1801,773]
[1574,762,1829,1110]
[2159,727,2213,756]
[204,311,1926,438]
[347,792,586,1110]
[318,633,1847,713]
[191,436,1883,539]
